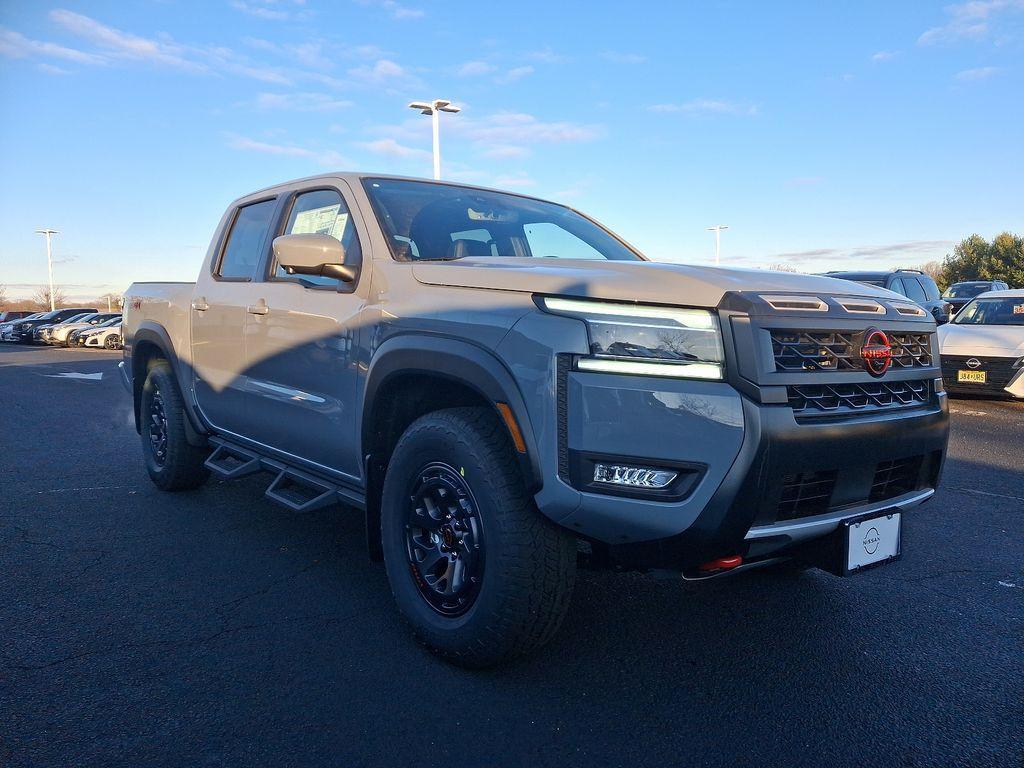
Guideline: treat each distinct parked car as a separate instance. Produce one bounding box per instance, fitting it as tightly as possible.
[941,280,1010,315]
[70,316,121,347]
[122,173,949,666]
[49,312,122,346]
[0,310,34,324]
[937,289,1024,399]
[33,312,95,344]
[0,312,44,340]
[824,269,950,324]
[82,320,123,349]
[11,308,99,343]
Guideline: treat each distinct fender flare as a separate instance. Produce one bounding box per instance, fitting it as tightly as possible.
[360,334,543,493]
[130,322,208,442]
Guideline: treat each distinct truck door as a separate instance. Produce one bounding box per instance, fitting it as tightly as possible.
[241,182,370,482]
[192,197,279,435]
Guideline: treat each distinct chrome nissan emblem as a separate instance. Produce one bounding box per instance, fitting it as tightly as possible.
[966,358,981,369]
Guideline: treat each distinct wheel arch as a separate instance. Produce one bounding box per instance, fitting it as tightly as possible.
[130,322,207,444]
[359,335,543,561]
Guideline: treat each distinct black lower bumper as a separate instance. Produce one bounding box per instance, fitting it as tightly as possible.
[607,394,950,571]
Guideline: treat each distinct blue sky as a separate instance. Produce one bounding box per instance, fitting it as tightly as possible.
[1,0,1022,300]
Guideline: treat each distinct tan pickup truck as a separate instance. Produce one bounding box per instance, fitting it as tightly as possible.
[122,173,949,666]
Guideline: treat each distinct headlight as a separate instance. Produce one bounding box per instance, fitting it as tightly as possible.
[537,296,724,380]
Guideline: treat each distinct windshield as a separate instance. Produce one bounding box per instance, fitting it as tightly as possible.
[953,297,1024,326]
[363,178,643,262]
[942,283,989,299]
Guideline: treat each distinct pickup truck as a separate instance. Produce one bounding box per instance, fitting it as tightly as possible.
[122,173,950,666]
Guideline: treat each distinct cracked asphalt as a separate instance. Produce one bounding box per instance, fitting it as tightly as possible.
[1,344,1021,767]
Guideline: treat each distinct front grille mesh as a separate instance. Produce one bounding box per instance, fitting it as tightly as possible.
[777,471,837,520]
[771,330,932,372]
[788,380,930,415]
[940,355,1018,392]
[870,456,923,502]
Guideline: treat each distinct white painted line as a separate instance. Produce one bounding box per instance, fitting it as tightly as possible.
[953,487,1024,503]
[36,485,135,494]
[998,581,1019,589]
[42,372,104,380]
[949,407,988,416]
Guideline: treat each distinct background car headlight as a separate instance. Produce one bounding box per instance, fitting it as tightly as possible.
[538,296,724,380]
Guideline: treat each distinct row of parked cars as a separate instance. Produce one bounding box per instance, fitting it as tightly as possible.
[0,308,124,349]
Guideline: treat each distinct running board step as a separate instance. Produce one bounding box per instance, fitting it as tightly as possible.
[265,469,337,513]
[205,442,262,479]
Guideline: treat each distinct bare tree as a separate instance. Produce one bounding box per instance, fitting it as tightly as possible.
[0,283,8,309]
[906,260,943,284]
[32,286,67,310]
[767,263,800,273]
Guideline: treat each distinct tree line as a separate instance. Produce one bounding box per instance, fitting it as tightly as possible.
[0,286,124,312]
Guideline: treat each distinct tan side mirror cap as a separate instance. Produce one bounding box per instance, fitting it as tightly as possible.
[272,233,356,283]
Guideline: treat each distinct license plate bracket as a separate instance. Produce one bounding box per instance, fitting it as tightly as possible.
[842,511,901,576]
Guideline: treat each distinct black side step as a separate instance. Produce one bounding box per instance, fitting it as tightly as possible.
[203,436,366,513]
[265,468,337,513]
[205,441,262,479]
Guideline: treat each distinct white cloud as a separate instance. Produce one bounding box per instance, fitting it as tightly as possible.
[497,65,533,83]
[918,0,1024,45]
[601,51,646,64]
[769,240,955,264]
[648,99,758,116]
[0,26,107,65]
[38,62,71,75]
[954,65,1000,80]
[525,47,565,63]
[226,133,348,167]
[871,50,898,61]
[457,60,496,76]
[466,111,601,144]
[482,144,531,159]
[492,172,535,188]
[255,92,353,110]
[347,58,411,86]
[50,9,205,71]
[358,0,425,20]
[358,138,431,159]
[229,0,309,21]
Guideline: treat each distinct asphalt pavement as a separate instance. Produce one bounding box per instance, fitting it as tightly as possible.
[1,343,1021,767]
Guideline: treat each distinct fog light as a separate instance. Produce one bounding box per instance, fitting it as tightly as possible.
[593,463,677,489]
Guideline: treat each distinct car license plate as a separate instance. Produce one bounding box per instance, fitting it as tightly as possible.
[957,369,986,383]
[844,513,901,574]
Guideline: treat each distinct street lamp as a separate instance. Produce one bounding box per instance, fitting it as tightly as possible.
[706,224,729,267]
[408,99,461,180]
[34,228,59,311]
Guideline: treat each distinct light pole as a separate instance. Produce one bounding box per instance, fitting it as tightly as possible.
[408,99,461,180]
[35,228,59,310]
[706,225,728,267]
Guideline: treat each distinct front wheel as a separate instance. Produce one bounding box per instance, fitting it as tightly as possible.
[140,359,210,491]
[381,407,576,667]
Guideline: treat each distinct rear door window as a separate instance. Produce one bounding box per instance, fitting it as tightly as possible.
[218,199,277,279]
[918,277,941,301]
[889,278,909,296]
[903,278,928,303]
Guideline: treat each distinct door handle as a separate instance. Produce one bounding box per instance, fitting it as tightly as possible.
[247,302,269,316]
[191,298,209,311]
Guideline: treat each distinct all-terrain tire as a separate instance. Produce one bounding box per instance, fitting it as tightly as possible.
[381,407,576,668]
[140,359,210,491]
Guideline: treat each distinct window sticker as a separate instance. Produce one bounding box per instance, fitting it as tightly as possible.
[1013,304,1024,315]
[291,204,348,240]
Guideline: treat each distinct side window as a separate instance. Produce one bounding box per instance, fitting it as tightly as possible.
[218,199,277,279]
[919,277,940,301]
[889,278,908,296]
[523,222,605,260]
[903,278,928,303]
[274,189,361,287]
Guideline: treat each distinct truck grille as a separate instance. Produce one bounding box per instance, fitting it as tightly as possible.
[940,355,1018,394]
[771,330,932,372]
[777,471,837,520]
[788,379,931,416]
[869,456,923,502]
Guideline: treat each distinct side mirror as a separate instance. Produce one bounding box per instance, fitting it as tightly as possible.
[272,234,357,283]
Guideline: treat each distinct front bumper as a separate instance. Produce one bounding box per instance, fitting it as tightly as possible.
[501,294,950,572]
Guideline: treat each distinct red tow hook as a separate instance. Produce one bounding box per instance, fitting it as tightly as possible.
[699,555,743,573]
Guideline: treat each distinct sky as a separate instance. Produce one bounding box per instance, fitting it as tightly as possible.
[1,0,1022,300]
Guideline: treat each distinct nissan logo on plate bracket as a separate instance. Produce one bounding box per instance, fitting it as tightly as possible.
[860,328,892,377]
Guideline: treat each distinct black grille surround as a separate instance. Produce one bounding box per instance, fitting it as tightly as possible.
[788,379,931,417]
[940,354,1019,397]
[771,329,932,373]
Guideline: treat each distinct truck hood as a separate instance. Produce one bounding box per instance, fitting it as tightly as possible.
[938,323,1024,356]
[412,258,894,307]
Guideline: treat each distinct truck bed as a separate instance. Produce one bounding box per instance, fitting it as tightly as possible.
[122,282,195,359]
